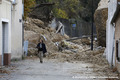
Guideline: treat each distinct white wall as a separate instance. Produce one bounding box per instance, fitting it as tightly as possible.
[106,0,117,66]
[0,0,23,61]
[0,0,12,55]
[11,0,23,59]
[0,0,12,65]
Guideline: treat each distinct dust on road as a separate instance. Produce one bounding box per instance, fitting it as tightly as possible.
[0,57,119,80]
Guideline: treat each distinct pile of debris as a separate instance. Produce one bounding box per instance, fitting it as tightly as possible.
[47,38,107,66]
[0,68,10,75]
[24,17,69,56]
[94,0,108,47]
[24,17,107,67]
[71,38,91,45]
[58,40,90,52]
[47,48,106,66]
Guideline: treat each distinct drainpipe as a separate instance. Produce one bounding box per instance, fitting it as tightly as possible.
[22,0,24,50]
[111,23,115,68]
[11,0,13,57]
[22,0,24,56]
[91,0,94,50]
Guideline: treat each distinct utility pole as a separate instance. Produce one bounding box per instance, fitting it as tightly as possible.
[91,0,94,50]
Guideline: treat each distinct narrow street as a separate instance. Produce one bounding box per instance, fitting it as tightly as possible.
[1,0,120,80]
[0,57,118,80]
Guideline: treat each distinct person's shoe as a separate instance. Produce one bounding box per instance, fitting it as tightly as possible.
[40,61,43,63]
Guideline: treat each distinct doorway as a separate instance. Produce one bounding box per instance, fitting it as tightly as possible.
[2,22,9,65]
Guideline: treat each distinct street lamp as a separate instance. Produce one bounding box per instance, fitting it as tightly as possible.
[91,0,94,50]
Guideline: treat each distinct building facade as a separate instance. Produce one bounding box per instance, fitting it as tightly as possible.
[11,0,24,59]
[106,0,120,72]
[0,0,23,66]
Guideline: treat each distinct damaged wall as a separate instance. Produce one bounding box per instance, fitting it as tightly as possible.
[106,0,117,66]
[94,0,108,47]
[49,18,96,38]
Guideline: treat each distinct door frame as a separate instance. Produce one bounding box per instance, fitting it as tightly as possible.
[1,18,9,65]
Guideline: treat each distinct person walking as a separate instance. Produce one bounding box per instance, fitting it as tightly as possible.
[36,39,47,63]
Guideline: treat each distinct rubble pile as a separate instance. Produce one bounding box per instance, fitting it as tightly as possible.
[59,39,92,52]
[60,40,80,49]
[47,48,107,66]
[24,17,108,68]
[24,18,69,56]
[0,69,10,74]
[47,39,107,66]
[94,0,108,47]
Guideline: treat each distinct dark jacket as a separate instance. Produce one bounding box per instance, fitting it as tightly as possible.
[36,42,47,54]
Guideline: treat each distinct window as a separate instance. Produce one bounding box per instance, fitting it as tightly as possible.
[116,40,120,62]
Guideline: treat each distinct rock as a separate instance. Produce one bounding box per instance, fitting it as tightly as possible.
[24,30,40,48]
[46,27,56,32]
[60,40,80,49]
[71,39,82,45]
[24,18,49,34]
[62,50,74,54]
[81,38,90,45]
[28,42,37,48]
[52,33,65,43]
[94,0,108,47]
[31,18,45,28]
[64,34,70,39]
[28,48,38,56]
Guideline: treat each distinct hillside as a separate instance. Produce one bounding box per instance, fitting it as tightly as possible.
[25,0,100,22]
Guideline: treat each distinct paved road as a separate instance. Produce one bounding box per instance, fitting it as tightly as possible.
[0,58,118,80]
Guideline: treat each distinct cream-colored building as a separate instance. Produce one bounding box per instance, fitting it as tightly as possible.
[0,0,23,65]
[11,0,24,59]
[106,0,120,72]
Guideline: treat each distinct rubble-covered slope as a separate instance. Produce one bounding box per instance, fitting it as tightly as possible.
[24,18,69,56]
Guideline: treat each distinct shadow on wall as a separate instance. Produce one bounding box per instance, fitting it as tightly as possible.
[49,18,97,38]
